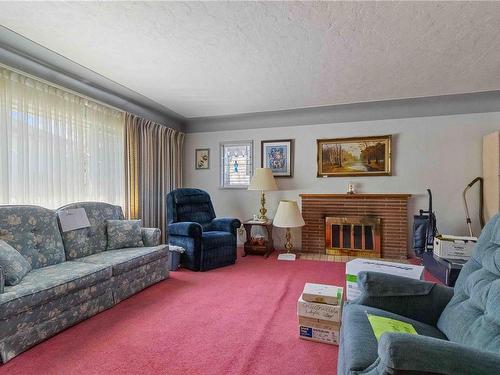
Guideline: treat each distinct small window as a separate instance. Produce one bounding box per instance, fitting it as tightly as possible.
[220,141,253,188]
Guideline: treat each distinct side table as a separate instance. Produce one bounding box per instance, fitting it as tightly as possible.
[242,220,274,258]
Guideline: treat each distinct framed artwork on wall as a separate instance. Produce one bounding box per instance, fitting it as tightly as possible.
[261,139,294,177]
[220,140,253,188]
[195,148,210,169]
[317,135,392,177]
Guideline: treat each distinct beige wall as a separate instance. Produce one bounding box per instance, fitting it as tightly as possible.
[184,112,500,254]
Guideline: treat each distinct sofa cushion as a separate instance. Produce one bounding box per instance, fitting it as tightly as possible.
[74,245,168,276]
[437,213,500,353]
[340,303,448,373]
[0,240,32,286]
[0,261,112,319]
[202,231,235,249]
[106,220,144,250]
[57,202,124,260]
[0,205,66,269]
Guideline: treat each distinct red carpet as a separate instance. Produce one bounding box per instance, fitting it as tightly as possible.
[1,254,437,375]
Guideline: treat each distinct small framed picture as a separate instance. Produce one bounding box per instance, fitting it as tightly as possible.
[261,139,294,177]
[195,148,210,169]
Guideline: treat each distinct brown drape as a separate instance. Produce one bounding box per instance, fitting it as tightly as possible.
[124,113,184,243]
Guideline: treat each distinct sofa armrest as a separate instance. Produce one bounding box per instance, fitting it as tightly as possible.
[168,222,202,238]
[0,266,4,294]
[377,333,500,375]
[353,271,454,325]
[211,218,241,235]
[141,228,161,246]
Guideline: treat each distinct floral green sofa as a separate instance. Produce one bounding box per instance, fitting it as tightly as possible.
[0,202,169,363]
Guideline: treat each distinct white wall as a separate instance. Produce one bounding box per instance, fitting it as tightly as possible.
[184,112,500,254]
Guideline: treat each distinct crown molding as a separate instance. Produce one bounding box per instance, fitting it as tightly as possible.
[185,90,500,133]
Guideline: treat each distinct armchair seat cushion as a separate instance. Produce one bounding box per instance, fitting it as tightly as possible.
[340,303,448,373]
[0,261,111,319]
[202,231,235,249]
[74,245,169,276]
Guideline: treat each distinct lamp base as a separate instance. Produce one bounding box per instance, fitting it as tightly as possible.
[277,253,296,261]
[258,191,268,222]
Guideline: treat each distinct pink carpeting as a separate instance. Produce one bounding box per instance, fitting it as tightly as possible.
[1,253,438,375]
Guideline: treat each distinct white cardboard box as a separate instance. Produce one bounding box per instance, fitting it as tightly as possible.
[345,259,424,301]
[297,295,342,323]
[298,324,340,345]
[433,235,476,260]
[302,283,343,305]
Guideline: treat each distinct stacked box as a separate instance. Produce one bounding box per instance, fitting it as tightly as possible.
[297,283,343,345]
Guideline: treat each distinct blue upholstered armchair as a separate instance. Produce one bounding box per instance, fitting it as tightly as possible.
[166,188,241,271]
[339,213,500,375]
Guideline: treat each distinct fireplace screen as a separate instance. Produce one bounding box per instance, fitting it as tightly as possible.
[325,216,381,257]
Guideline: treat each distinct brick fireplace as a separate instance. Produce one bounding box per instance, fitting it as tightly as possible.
[300,194,411,259]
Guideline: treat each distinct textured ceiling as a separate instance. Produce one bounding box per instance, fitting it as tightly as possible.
[0,1,500,118]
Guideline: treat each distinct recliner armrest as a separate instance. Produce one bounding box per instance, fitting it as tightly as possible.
[141,227,161,246]
[377,333,500,375]
[168,222,202,238]
[353,271,453,325]
[211,218,241,235]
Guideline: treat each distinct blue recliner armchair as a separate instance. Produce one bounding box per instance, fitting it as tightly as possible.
[339,213,500,375]
[166,188,241,271]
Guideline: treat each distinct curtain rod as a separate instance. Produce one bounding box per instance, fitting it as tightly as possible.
[0,62,125,114]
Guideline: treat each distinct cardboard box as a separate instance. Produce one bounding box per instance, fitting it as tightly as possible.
[345,259,424,301]
[297,295,342,323]
[302,283,343,305]
[298,324,340,345]
[298,316,340,330]
[433,235,476,260]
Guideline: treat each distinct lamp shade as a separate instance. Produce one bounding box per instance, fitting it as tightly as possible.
[248,168,278,191]
[273,200,305,228]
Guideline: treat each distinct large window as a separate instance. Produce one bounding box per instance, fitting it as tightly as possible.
[220,140,253,188]
[0,67,125,208]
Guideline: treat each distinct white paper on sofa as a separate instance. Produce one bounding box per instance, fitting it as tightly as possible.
[58,208,91,232]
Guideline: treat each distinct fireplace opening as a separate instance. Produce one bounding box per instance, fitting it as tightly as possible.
[325,216,381,257]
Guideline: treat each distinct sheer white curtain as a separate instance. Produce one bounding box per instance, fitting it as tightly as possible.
[0,67,125,208]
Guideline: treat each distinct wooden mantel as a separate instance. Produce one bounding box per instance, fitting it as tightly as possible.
[300,194,412,199]
[300,193,412,259]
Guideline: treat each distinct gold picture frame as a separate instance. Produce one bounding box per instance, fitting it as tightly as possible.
[317,135,392,177]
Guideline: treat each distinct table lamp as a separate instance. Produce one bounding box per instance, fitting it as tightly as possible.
[248,168,278,222]
[273,200,305,261]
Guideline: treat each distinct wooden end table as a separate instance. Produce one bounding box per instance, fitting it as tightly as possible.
[242,220,274,258]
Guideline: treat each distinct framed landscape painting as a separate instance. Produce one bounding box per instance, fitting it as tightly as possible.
[195,148,210,169]
[317,135,392,177]
[261,139,294,177]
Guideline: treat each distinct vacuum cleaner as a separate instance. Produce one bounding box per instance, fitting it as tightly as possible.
[412,189,437,258]
[417,178,485,286]
[462,177,485,237]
